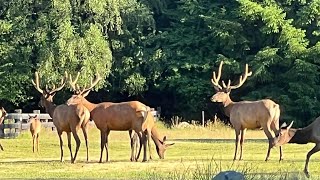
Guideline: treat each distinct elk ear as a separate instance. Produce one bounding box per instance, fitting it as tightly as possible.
[50,92,57,97]
[213,86,220,92]
[163,136,167,142]
[280,122,287,129]
[165,143,175,147]
[287,121,294,130]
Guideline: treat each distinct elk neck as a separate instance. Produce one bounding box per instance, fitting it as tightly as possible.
[43,100,57,118]
[288,128,311,144]
[151,127,164,147]
[80,98,98,112]
[221,95,234,118]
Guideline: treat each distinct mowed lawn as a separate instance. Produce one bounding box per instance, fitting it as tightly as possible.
[0,121,319,179]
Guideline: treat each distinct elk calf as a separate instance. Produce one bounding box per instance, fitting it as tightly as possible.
[0,107,7,151]
[273,117,320,178]
[28,115,41,153]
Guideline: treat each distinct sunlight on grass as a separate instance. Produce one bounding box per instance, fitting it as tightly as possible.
[0,121,319,179]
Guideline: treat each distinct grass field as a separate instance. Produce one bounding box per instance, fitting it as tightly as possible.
[0,121,319,179]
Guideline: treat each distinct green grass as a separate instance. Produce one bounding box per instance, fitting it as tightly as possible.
[0,121,319,179]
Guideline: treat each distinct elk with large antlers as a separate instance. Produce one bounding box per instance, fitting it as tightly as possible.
[27,115,41,153]
[0,107,7,151]
[32,72,90,163]
[273,118,320,178]
[210,61,281,161]
[67,73,174,162]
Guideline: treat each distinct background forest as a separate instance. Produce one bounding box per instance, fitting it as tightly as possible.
[0,0,320,127]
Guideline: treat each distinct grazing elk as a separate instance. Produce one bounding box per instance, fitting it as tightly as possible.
[32,72,90,163]
[273,118,320,178]
[27,115,41,153]
[67,73,174,162]
[210,61,281,161]
[0,107,7,151]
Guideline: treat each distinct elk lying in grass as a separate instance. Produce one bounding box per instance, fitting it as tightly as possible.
[27,115,41,153]
[67,73,174,162]
[210,61,281,161]
[32,72,90,163]
[273,118,320,178]
[0,107,7,151]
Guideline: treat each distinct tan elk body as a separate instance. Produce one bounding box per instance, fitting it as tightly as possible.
[28,115,41,153]
[32,72,90,163]
[273,118,320,178]
[0,107,7,151]
[67,73,173,162]
[210,61,281,161]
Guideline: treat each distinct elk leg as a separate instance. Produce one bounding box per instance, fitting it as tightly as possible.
[263,127,273,161]
[136,132,144,161]
[67,132,73,163]
[0,142,3,151]
[271,122,283,161]
[71,131,81,164]
[147,129,152,160]
[32,135,36,153]
[141,133,148,162]
[304,143,320,178]
[233,129,241,161]
[129,130,137,162]
[105,130,110,162]
[239,129,246,160]
[57,131,64,162]
[99,131,106,163]
[37,134,40,153]
[82,126,89,162]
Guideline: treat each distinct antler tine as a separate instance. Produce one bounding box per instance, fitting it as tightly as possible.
[211,61,224,90]
[80,72,102,94]
[222,80,231,89]
[49,72,68,94]
[31,72,44,94]
[69,72,80,92]
[230,63,252,90]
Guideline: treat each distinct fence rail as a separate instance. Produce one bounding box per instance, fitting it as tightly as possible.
[0,108,160,139]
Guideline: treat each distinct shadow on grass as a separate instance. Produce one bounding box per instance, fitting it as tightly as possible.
[170,138,268,143]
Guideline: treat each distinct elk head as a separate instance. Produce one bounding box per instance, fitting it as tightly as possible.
[0,107,7,124]
[210,61,252,103]
[272,121,294,147]
[155,136,175,159]
[27,114,38,123]
[66,72,102,105]
[32,72,67,108]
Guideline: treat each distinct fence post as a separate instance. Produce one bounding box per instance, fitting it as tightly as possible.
[14,109,22,123]
[202,111,205,127]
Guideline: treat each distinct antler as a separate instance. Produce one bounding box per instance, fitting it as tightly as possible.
[69,72,102,95]
[47,72,68,94]
[227,63,252,90]
[211,61,224,90]
[32,72,44,94]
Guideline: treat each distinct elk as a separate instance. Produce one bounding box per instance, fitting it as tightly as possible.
[67,73,174,162]
[32,72,90,163]
[273,118,320,178]
[27,115,41,153]
[0,107,7,151]
[210,61,281,161]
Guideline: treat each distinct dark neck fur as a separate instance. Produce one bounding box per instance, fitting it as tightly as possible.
[288,128,311,144]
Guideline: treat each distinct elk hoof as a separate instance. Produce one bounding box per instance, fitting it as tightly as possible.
[304,169,310,178]
[142,159,147,162]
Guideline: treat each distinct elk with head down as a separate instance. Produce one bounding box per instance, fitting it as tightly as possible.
[67,73,174,162]
[32,72,90,163]
[273,118,320,178]
[0,107,7,151]
[27,114,41,153]
[210,61,282,161]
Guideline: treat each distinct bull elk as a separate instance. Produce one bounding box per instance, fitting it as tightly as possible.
[273,118,320,178]
[32,72,90,163]
[0,107,7,151]
[67,73,174,162]
[27,115,41,153]
[210,61,282,161]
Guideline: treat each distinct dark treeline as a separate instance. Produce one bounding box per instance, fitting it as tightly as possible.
[0,0,320,127]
